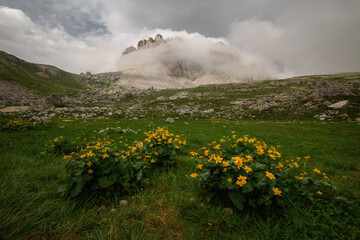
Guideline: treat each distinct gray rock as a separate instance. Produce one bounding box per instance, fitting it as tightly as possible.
[165,118,174,123]
[223,208,233,215]
[308,81,352,99]
[328,100,349,109]
[323,100,332,106]
[202,109,214,114]
[119,200,128,206]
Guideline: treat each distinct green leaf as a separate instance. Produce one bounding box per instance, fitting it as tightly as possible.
[253,162,267,171]
[69,180,84,197]
[136,170,143,181]
[228,191,245,211]
[98,174,117,188]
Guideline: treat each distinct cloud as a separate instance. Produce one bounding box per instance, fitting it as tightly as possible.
[228,0,360,75]
[118,30,288,81]
[0,6,128,73]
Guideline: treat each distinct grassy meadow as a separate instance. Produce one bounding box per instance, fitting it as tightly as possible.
[0,119,359,239]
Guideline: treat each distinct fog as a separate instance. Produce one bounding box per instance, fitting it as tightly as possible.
[118,31,291,82]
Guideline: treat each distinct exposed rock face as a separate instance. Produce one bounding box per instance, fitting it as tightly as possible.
[123,34,166,55]
[308,81,352,99]
[122,46,136,55]
[46,94,63,106]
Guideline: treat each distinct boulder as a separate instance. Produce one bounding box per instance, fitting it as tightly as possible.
[328,100,349,109]
[45,94,63,106]
[165,118,174,123]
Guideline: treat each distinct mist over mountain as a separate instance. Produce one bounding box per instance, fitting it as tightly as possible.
[114,33,291,89]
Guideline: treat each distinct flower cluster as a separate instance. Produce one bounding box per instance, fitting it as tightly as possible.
[190,135,335,210]
[1,119,39,131]
[58,127,185,197]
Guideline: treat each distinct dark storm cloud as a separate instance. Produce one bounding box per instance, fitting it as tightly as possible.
[0,0,108,36]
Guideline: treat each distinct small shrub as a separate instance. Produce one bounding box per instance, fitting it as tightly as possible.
[58,138,148,197]
[190,135,338,211]
[58,127,185,197]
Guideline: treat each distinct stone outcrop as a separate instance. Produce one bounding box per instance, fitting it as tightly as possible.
[122,34,166,55]
[308,81,352,99]
[122,46,136,55]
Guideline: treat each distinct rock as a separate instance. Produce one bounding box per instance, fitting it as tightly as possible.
[165,118,174,123]
[177,105,192,115]
[323,100,332,106]
[40,116,51,124]
[308,81,352,99]
[338,113,349,119]
[30,116,41,122]
[122,46,136,55]
[328,100,349,109]
[223,208,233,215]
[119,200,128,206]
[202,109,214,114]
[157,96,166,101]
[46,94,63,106]
[355,118,360,122]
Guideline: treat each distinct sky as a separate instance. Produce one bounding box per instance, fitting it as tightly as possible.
[0,0,359,76]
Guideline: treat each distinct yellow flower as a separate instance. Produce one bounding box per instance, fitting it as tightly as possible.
[266,171,275,180]
[273,188,282,196]
[190,173,199,178]
[150,159,156,163]
[316,191,323,195]
[197,164,203,169]
[227,178,232,182]
[102,153,110,158]
[232,156,243,169]
[63,155,72,160]
[214,156,223,164]
[304,156,311,160]
[88,169,93,174]
[223,168,228,172]
[86,161,93,167]
[245,155,253,162]
[190,152,198,156]
[204,150,209,156]
[236,175,247,187]
[213,144,221,150]
[244,165,252,173]
[313,168,321,174]
[277,162,284,169]
[295,176,303,180]
[222,161,230,167]
[135,142,143,149]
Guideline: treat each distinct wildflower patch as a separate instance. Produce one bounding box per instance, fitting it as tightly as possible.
[190,135,337,211]
[57,127,185,197]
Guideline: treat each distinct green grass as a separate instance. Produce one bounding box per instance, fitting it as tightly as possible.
[1,119,359,239]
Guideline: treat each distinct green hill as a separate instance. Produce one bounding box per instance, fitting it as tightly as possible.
[0,51,86,96]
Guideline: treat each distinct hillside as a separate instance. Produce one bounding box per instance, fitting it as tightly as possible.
[0,51,86,96]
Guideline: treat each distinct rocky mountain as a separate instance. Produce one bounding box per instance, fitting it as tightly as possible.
[116,34,272,89]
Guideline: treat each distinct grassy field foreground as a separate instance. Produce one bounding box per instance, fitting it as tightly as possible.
[0,119,359,239]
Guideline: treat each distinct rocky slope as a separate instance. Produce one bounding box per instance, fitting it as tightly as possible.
[0,50,359,123]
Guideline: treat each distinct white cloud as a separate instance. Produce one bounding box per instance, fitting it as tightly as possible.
[0,6,129,73]
[228,0,360,75]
